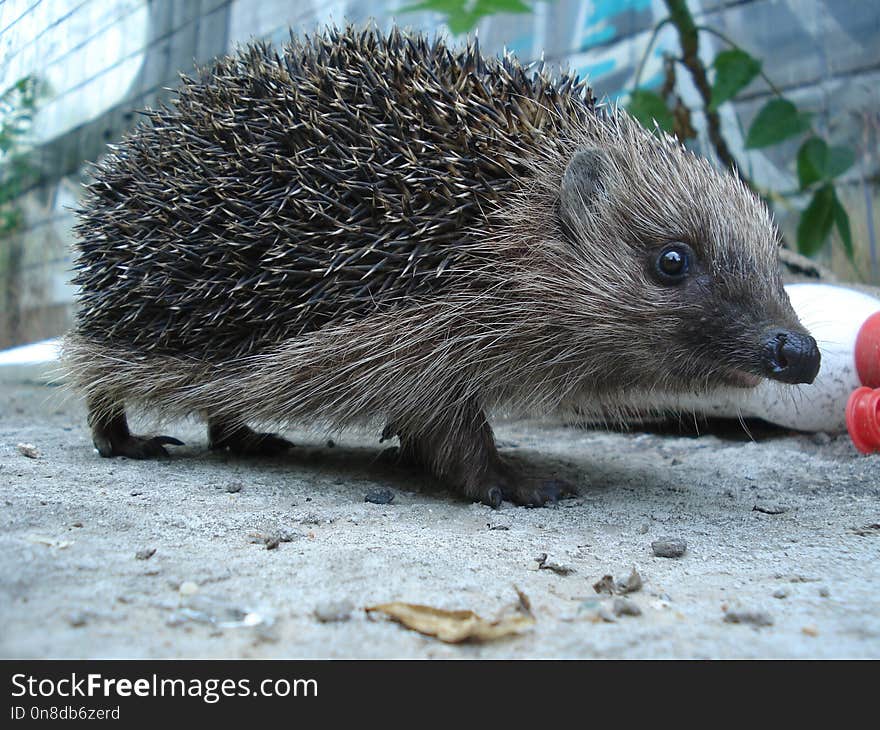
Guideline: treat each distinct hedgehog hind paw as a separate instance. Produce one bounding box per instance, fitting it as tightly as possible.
[504,477,578,507]
[478,473,578,508]
[208,424,293,457]
[94,433,183,459]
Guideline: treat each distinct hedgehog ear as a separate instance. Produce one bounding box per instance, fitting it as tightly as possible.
[560,148,604,220]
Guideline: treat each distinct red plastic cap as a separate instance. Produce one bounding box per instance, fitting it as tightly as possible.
[846,387,880,455]
[855,311,880,388]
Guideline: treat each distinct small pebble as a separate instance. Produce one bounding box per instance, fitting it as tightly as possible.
[802,625,819,637]
[723,610,773,627]
[17,443,40,459]
[365,488,395,505]
[651,538,687,558]
[772,588,789,599]
[265,536,280,550]
[179,581,199,596]
[314,599,354,623]
[613,597,642,617]
[225,481,242,494]
[637,523,649,534]
[135,547,156,560]
[818,586,830,597]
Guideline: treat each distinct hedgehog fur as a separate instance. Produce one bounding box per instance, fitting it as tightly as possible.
[71,26,595,358]
[63,24,819,507]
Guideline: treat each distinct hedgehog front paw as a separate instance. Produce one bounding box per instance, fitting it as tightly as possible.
[93,434,183,459]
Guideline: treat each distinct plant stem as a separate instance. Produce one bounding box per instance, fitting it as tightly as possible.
[662,0,741,177]
[632,17,672,91]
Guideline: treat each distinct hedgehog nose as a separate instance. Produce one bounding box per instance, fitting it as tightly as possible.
[760,330,821,384]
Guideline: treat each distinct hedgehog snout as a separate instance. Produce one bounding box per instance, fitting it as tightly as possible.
[758,329,821,385]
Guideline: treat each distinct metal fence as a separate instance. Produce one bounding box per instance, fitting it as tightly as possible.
[1,0,878,348]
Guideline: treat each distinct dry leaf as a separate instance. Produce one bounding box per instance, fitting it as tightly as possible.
[365,602,534,643]
[513,585,533,617]
[593,575,615,594]
[535,553,575,576]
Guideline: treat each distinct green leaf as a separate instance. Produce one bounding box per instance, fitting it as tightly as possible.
[710,49,761,110]
[745,99,811,149]
[832,191,854,261]
[399,0,532,34]
[797,184,835,256]
[475,0,532,11]
[796,138,823,188]
[796,137,855,189]
[627,89,674,134]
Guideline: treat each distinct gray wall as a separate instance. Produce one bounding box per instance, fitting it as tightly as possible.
[1,0,878,348]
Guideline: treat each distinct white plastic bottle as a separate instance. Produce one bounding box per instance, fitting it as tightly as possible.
[632,283,880,435]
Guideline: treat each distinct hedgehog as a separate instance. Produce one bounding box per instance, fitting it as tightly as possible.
[62,25,820,508]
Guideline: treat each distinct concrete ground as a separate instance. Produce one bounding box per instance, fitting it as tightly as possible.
[1,362,878,659]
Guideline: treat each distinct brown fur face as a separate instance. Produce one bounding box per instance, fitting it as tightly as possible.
[494,111,815,405]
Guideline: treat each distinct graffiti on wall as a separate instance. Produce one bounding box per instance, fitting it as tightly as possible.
[0,0,877,346]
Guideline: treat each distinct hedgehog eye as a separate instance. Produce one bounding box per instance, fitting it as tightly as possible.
[654,243,692,284]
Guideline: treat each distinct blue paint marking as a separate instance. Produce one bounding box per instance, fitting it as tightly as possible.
[505,32,534,57]
[575,0,667,99]
[582,0,655,41]
[588,0,653,24]
[578,58,616,81]
[580,26,616,47]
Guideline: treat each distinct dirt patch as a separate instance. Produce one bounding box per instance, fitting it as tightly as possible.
[1,365,878,658]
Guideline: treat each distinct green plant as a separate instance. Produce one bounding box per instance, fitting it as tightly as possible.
[399,0,536,35]
[398,0,856,262]
[627,0,855,260]
[0,75,42,238]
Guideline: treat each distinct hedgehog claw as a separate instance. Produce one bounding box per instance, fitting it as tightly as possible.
[469,473,575,508]
[483,486,504,509]
[95,434,183,459]
[496,474,577,507]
